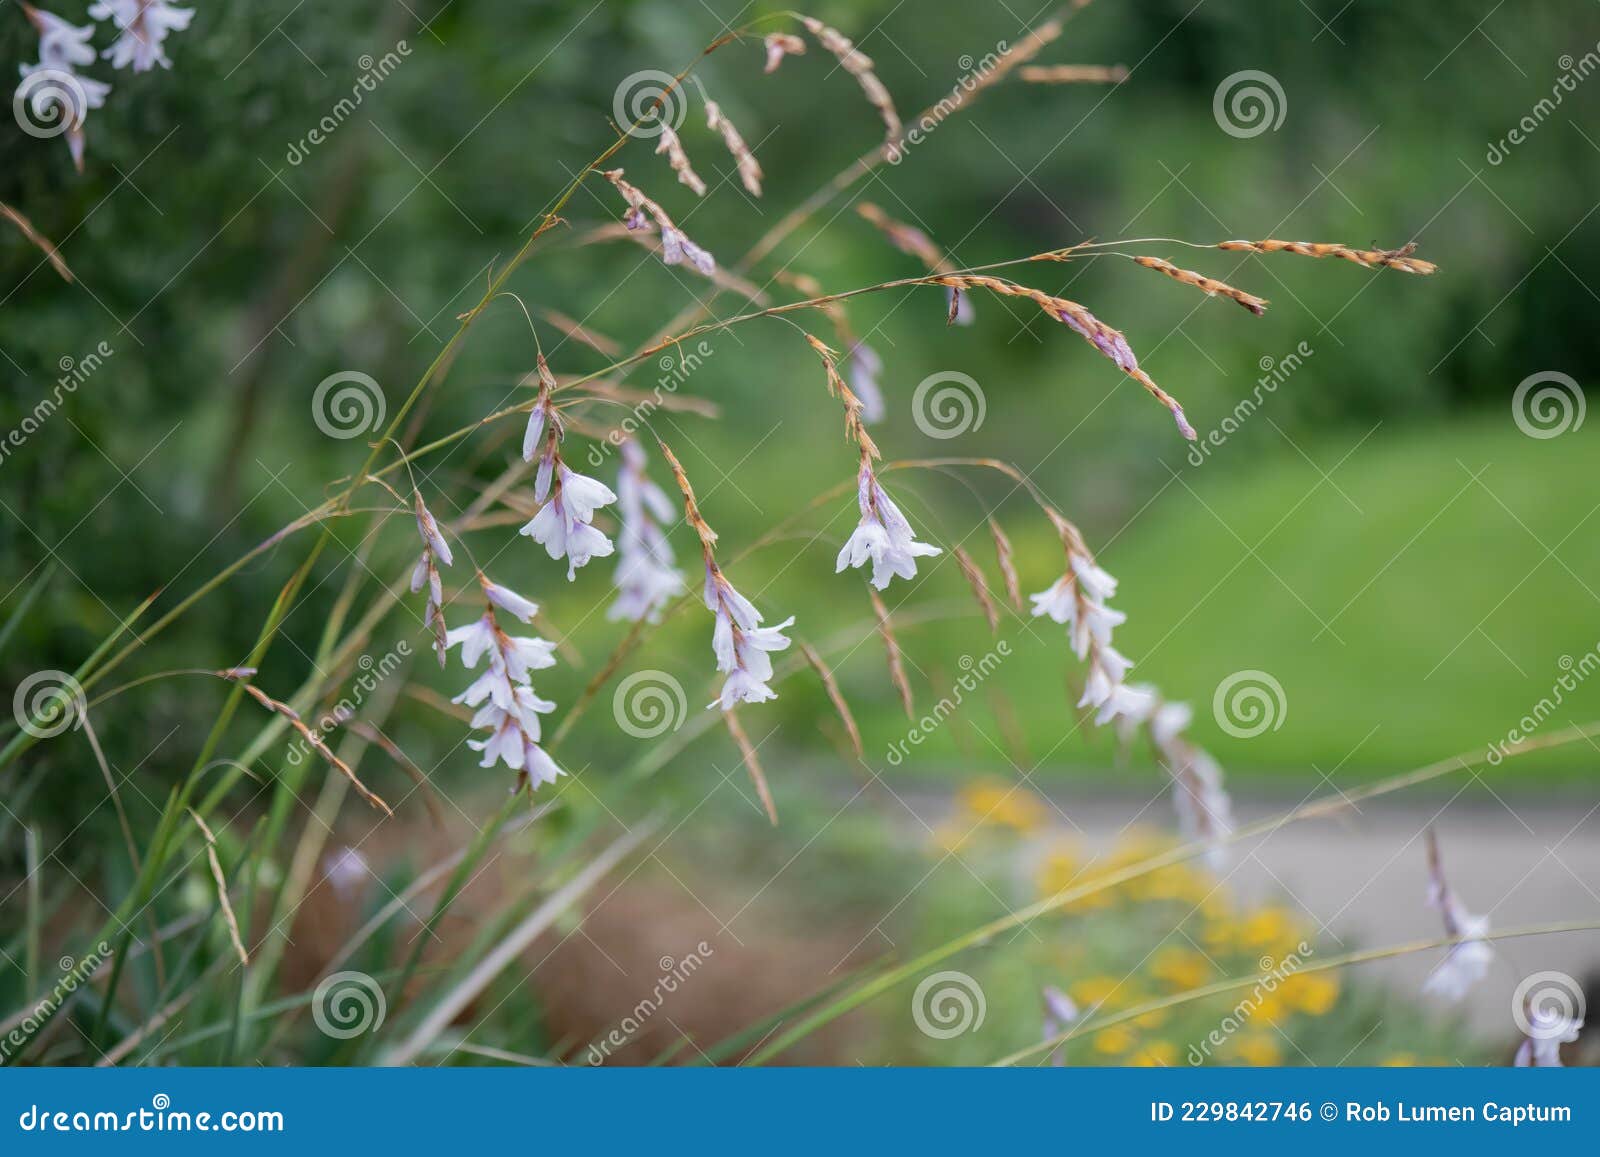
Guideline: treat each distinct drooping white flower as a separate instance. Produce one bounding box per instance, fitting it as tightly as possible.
[1421,829,1493,1002]
[87,0,194,73]
[609,439,684,623]
[445,573,565,789]
[836,462,940,589]
[521,434,617,580]
[703,563,793,709]
[18,5,110,171]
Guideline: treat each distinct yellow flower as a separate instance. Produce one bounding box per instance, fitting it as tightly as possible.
[1231,1034,1283,1066]
[1132,1040,1178,1066]
[957,779,1044,833]
[1380,1053,1419,1067]
[1150,947,1211,992]
[1131,1006,1170,1029]
[1238,907,1305,955]
[1281,971,1339,1016]
[1069,976,1126,1009]
[1093,1025,1135,1055]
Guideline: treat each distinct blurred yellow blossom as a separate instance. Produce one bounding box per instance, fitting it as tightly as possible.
[1069,975,1127,1009]
[1150,947,1211,991]
[956,779,1044,832]
[1132,1040,1178,1066]
[1281,971,1339,1016]
[1093,1025,1135,1055]
[1231,1034,1283,1066]
[1380,1053,1419,1067]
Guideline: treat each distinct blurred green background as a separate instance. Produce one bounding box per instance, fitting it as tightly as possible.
[3,0,1599,802]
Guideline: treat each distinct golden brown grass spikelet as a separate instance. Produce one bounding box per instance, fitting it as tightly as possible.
[705,100,763,197]
[806,333,879,459]
[1132,255,1267,315]
[240,684,393,815]
[869,589,915,719]
[1018,64,1128,84]
[2,201,73,282]
[801,17,901,147]
[1217,238,1437,275]
[800,642,864,759]
[656,438,718,557]
[654,123,706,196]
[953,546,1000,634]
[189,809,249,966]
[988,518,1022,609]
[724,709,778,824]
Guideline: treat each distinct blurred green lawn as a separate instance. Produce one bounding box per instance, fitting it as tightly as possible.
[824,414,1600,783]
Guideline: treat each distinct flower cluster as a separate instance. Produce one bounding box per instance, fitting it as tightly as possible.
[1420,829,1492,1002]
[520,362,617,580]
[445,574,564,788]
[1514,1006,1582,1068]
[656,441,794,709]
[409,490,454,665]
[16,1,192,171]
[837,460,941,590]
[609,439,684,624]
